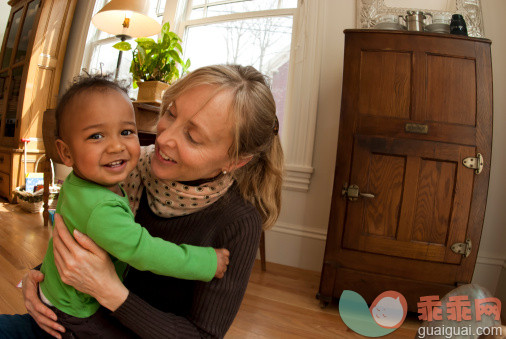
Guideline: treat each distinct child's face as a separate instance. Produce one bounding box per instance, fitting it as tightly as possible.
[57,89,140,188]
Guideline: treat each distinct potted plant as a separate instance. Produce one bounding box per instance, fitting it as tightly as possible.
[113,22,191,103]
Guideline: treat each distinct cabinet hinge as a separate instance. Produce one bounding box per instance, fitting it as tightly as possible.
[462,153,483,174]
[451,238,472,258]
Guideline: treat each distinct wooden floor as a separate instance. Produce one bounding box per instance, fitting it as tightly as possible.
[0,200,420,338]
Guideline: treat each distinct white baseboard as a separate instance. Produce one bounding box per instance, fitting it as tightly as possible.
[269,221,327,240]
[264,223,506,294]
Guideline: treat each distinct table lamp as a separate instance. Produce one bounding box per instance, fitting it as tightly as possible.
[91,0,162,78]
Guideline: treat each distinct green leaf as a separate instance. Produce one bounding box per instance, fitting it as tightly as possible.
[167,32,181,41]
[135,38,156,50]
[161,22,171,36]
[112,41,132,51]
[174,42,183,53]
[137,45,147,65]
[168,50,183,65]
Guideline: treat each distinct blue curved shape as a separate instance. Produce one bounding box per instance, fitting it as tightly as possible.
[338,290,396,337]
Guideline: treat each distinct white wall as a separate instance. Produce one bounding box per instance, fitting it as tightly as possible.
[264,0,354,271]
[264,0,506,300]
[475,0,506,297]
[0,2,11,46]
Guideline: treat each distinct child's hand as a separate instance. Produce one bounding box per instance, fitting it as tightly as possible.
[214,248,230,279]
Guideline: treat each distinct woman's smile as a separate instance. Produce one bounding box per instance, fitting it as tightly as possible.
[155,146,177,163]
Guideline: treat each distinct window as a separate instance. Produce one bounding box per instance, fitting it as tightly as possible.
[178,0,298,134]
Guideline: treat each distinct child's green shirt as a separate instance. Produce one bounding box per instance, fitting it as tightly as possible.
[40,171,216,318]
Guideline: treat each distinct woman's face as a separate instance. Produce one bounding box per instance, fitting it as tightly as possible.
[151,85,235,182]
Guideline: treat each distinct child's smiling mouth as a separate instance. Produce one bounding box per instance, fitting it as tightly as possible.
[104,159,127,168]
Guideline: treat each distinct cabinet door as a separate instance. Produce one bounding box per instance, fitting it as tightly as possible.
[342,135,474,265]
[331,32,492,285]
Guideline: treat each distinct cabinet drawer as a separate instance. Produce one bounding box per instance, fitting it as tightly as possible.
[0,172,10,199]
[0,152,10,173]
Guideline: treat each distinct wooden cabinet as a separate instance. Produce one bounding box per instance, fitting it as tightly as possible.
[133,102,159,146]
[0,0,76,201]
[318,30,492,311]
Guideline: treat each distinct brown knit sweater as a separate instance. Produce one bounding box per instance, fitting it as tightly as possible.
[111,183,262,338]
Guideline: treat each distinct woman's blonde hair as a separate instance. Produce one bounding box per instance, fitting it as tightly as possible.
[161,65,284,229]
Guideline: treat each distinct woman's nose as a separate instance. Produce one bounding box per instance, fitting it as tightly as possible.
[156,124,178,149]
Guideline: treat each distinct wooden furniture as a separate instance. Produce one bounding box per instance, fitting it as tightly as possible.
[318,30,492,311]
[41,108,61,226]
[0,0,76,202]
[133,101,160,145]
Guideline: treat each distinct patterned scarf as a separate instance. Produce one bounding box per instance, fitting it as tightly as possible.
[121,145,234,217]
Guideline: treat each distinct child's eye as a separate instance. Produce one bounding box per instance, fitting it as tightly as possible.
[121,129,135,136]
[88,133,103,140]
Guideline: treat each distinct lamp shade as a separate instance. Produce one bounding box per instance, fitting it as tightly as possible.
[92,0,161,38]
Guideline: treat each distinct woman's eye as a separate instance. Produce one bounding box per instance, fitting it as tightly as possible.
[186,131,199,145]
[121,129,134,136]
[88,133,103,140]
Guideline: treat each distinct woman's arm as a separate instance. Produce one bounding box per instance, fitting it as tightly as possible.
[112,213,262,338]
[52,214,129,311]
[52,211,261,338]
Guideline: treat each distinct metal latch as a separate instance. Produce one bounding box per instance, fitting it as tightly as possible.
[451,239,472,258]
[341,183,375,201]
[463,153,483,174]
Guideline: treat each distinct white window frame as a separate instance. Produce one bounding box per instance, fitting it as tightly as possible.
[173,0,323,192]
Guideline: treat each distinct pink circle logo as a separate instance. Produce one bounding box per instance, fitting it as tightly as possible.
[369,291,408,329]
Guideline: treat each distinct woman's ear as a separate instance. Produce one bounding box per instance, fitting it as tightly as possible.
[55,139,74,168]
[228,154,253,172]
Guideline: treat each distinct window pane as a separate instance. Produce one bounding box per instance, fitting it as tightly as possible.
[0,72,7,128]
[15,0,41,63]
[184,16,293,132]
[5,67,23,137]
[155,0,166,17]
[189,7,205,20]
[191,0,297,18]
[2,9,23,69]
[191,0,205,5]
[89,40,134,78]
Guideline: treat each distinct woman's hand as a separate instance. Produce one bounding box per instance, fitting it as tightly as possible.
[52,213,129,311]
[22,270,65,338]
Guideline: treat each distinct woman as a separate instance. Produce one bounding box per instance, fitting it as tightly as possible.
[4,64,283,338]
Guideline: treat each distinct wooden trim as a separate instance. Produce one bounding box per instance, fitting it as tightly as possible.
[343,29,492,44]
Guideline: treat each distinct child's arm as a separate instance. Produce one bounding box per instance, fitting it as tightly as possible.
[84,201,226,282]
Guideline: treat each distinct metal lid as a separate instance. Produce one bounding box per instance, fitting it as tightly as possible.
[407,10,426,15]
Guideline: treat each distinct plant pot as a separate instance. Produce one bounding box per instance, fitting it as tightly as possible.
[136,81,170,104]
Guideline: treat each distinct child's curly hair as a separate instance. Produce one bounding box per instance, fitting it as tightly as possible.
[55,74,130,139]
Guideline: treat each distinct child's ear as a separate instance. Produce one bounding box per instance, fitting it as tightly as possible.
[55,139,74,167]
